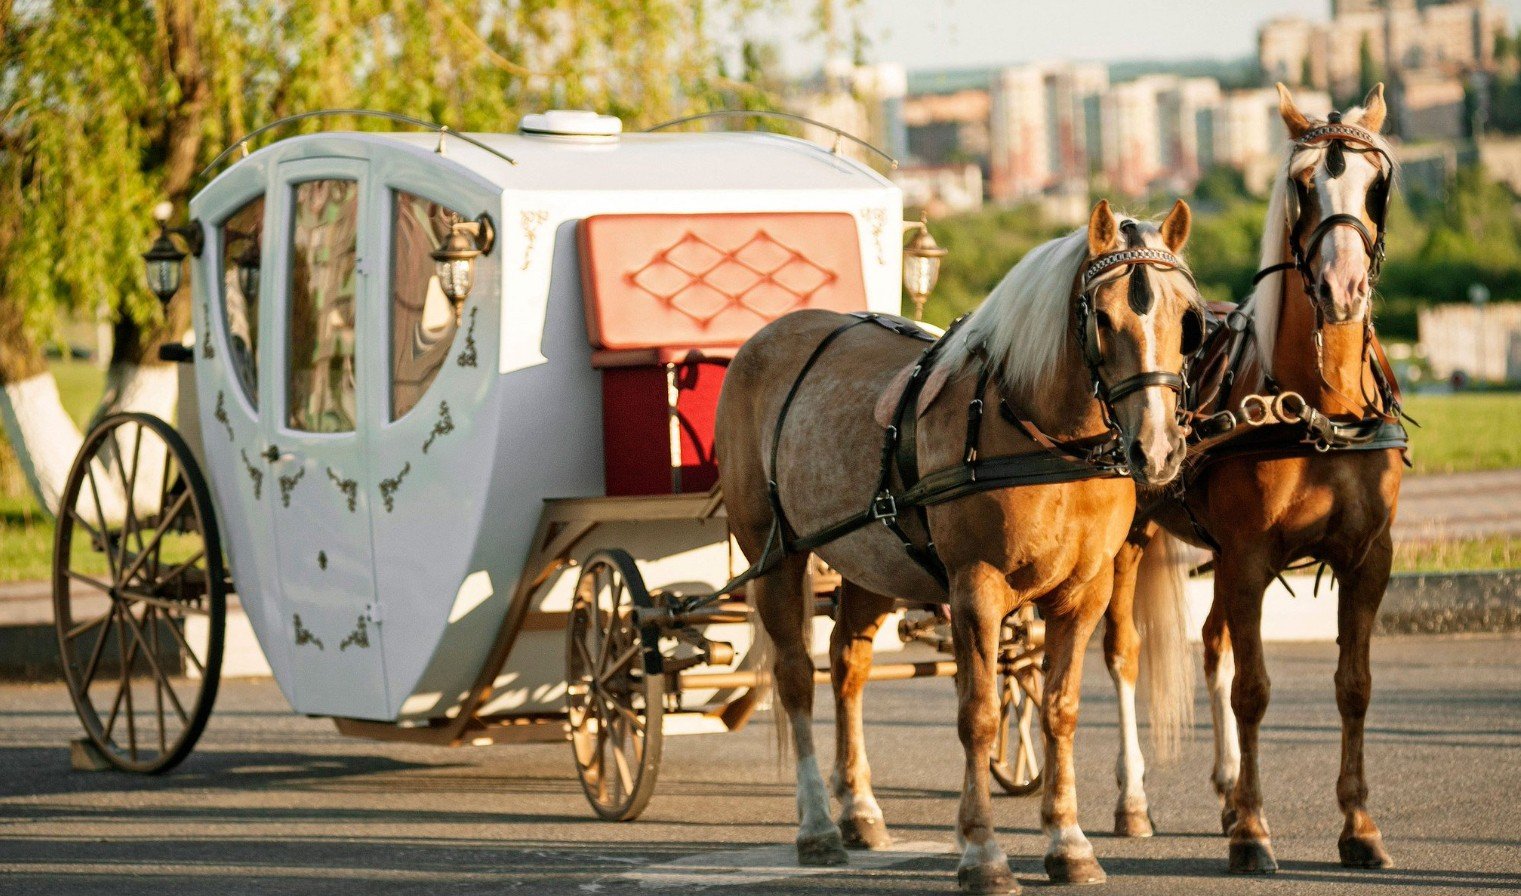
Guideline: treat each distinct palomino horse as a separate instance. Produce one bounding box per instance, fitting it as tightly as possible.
[1104,83,1406,873]
[716,200,1202,894]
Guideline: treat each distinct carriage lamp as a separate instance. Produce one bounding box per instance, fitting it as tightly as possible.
[902,216,947,321]
[141,201,204,307]
[431,213,496,319]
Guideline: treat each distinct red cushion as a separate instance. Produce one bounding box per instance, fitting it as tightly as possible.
[602,361,726,496]
[579,212,868,352]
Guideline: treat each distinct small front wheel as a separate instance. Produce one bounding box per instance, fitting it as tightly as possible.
[990,605,1044,796]
[567,549,663,821]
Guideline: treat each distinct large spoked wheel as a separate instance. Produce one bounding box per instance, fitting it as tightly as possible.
[567,549,664,821]
[52,412,226,774]
[990,605,1044,796]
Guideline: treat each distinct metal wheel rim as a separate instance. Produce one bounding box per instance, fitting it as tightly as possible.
[566,551,663,821]
[52,413,225,774]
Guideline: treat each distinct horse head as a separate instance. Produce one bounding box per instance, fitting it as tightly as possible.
[1080,199,1203,486]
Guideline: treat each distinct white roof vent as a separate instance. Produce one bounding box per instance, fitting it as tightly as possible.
[519,110,622,139]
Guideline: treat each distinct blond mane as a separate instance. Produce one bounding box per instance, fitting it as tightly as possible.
[943,216,1178,397]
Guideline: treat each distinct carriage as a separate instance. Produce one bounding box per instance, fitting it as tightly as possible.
[51,109,1045,820]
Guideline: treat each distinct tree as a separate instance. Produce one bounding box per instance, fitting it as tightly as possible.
[0,0,817,516]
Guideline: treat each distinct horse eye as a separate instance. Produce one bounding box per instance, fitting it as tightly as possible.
[1094,309,1115,331]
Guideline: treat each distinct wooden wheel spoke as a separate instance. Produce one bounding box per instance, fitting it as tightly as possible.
[103,611,137,744]
[65,609,114,642]
[84,465,118,580]
[117,489,190,589]
[116,602,191,727]
[79,603,118,687]
[118,590,212,617]
[153,549,207,592]
[610,725,635,794]
[110,425,143,576]
[157,607,207,675]
[597,643,641,687]
[65,569,114,596]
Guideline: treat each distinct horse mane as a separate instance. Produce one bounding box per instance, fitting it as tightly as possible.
[944,215,1170,397]
[1250,103,1399,373]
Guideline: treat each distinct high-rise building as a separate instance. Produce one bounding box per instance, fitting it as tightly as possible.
[989,65,1053,202]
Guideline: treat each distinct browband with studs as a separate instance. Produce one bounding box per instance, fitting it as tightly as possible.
[1082,247,1192,291]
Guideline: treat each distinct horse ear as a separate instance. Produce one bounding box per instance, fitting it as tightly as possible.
[1277,82,1310,139]
[1161,199,1191,254]
[1088,200,1117,256]
[1360,82,1387,132]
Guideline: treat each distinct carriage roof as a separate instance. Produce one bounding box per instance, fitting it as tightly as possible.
[202,128,898,197]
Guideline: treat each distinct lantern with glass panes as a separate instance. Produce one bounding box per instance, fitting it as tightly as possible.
[430,213,496,322]
[902,216,946,321]
[141,201,204,306]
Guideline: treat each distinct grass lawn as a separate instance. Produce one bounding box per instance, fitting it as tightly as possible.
[1402,392,1521,475]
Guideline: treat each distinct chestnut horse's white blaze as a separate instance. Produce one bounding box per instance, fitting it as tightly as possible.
[717,199,1202,894]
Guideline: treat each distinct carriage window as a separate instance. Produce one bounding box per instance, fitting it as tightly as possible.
[287,179,360,433]
[220,196,264,406]
[390,191,463,420]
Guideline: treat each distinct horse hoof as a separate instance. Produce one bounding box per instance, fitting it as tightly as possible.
[839,814,893,850]
[1228,839,1278,874]
[1114,808,1155,838]
[957,860,1020,895]
[1220,806,1238,837]
[1339,833,1394,869]
[1044,853,1107,884]
[796,829,849,867]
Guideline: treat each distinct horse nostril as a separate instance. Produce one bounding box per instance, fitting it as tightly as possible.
[1318,280,1334,301]
[1127,440,1148,472]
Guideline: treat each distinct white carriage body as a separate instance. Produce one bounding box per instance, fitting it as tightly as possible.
[186,124,905,723]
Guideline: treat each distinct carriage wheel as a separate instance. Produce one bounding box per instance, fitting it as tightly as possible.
[990,606,1044,796]
[52,412,226,774]
[567,549,664,821]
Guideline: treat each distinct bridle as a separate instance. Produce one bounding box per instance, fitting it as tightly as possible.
[1244,112,1403,436]
[1075,235,1204,413]
[1258,114,1393,308]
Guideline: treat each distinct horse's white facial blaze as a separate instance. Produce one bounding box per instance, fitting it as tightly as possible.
[1309,155,1379,323]
[1111,670,1149,810]
[1208,647,1241,797]
[1137,306,1176,482]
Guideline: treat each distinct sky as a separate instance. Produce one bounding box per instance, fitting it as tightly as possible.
[738,0,1521,74]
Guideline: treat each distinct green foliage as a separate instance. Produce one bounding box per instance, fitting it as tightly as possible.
[1402,392,1521,474]
[0,0,802,349]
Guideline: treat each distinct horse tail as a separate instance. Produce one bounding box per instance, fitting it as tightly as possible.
[1134,532,1196,760]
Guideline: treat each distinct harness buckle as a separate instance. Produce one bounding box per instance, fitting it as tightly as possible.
[870,491,898,522]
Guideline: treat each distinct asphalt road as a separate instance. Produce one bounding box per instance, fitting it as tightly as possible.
[1,635,1518,895]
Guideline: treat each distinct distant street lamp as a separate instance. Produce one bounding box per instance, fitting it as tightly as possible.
[1469,282,1490,383]
[902,216,947,321]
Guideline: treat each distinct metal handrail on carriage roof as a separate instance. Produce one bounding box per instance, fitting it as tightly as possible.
[196,109,519,187]
[642,110,899,169]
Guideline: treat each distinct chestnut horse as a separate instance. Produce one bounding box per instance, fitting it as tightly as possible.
[1104,83,1406,873]
[716,200,1201,894]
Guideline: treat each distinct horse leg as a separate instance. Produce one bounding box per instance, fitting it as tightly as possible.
[1201,593,1240,835]
[1216,547,1278,874]
[829,580,897,850]
[753,552,848,866]
[950,563,1018,895]
[1105,533,1154,838]
[1330,534,1396,869]
[1040,575,1110,884]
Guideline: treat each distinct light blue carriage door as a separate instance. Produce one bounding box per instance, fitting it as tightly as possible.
[361,154,503,718]
[264,157,389,720]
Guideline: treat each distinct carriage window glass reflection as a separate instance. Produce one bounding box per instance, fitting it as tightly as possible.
[287,179,360,433]
[220,196,264,406]
[390,191,463,420]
